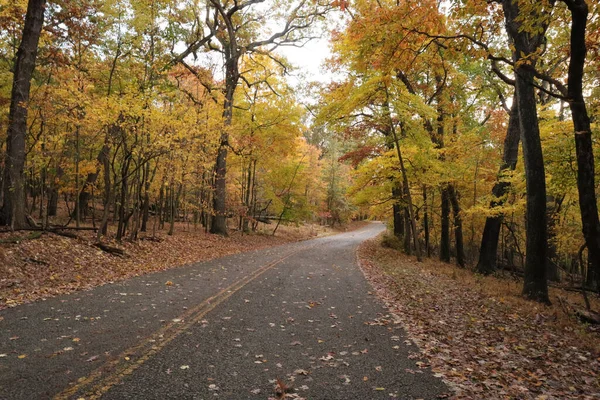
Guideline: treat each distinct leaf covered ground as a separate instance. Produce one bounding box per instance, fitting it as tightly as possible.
[358,238,600,400]
[0,223,343,310]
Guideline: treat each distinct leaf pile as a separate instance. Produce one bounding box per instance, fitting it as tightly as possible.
[0,223,340,309]
[358,238,600,400]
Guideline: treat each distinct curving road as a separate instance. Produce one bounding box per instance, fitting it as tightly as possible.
[0,222,447,399]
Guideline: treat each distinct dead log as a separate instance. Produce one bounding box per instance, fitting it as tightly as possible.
[24,257,49,265]
[140,236,164,243]
[255,216,272,224]
[574,308,600,325]
[0,231,43,243]
[50,230,79,239]
[94,242,126,256]
[0,226,98,233]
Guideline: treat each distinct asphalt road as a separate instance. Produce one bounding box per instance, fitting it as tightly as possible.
[0,222,447,399]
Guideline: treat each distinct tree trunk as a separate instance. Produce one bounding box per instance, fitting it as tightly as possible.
[448,184,465,267]
[47,186,58,217]
[423,185,431,257]
[546,196,562,282]
[98,141,111,240]
[517,71,550,303]
[503,0,550,303]
[563,0,600,291]
[384,90,421,260]
[141,191,150,232]
[168,181,177,236]
[157,179,165,230]
[210,57,239,236]
[73,145,108,220]
[477,98,520,274]
[440,186,451,263]
[242,159,253,233]
[392,186,404,238]
[211,137,229,235]
[403,206,412,255]
[1,0,46,228]
[116,154,131,241]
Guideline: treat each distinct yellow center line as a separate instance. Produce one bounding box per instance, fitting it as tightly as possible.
[54,243,315,400]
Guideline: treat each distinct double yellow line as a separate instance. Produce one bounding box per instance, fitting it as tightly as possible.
[54,243,314,400]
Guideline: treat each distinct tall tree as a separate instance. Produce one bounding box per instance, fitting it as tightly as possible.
[1,0,46,228]
[176,0,331,236]
[540,0,600,290]
[501,0,553,303]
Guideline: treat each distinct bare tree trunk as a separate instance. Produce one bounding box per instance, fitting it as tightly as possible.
[1,0,46,228]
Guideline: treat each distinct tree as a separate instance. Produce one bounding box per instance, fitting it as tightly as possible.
[501,0,553,303]
[541,0,600,290]
[176,0,331,236]
[1,0,46,228]
[477,97,520,274]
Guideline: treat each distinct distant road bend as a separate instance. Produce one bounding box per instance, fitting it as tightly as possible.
[0,222,447,399]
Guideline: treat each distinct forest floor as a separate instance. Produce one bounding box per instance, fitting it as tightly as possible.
[0,222,359,310]
[358,238,600,400]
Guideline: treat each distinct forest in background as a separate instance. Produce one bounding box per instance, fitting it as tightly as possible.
[1,0,600,305]
[0,0,354,241]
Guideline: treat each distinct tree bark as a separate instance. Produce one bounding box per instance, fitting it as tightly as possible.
[477,98,521,274]
[1,0,46,228]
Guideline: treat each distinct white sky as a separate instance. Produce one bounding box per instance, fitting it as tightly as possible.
[278,36,333,84]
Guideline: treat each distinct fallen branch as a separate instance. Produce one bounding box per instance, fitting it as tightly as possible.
[575,308,600,325]
[50,230,79,239]
[0,226,98,233]
[24,257,49,266]
[140,236,164,243]
[94,242,126,257]
[255,216,272,224]
[0,231,44,243]
[557,295,600,325]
